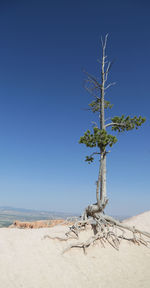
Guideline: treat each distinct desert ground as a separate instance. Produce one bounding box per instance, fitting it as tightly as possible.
[0,211,150,288]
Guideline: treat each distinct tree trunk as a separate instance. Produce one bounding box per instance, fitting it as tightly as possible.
[84,35,108,217]
[100,152,106,205]
[99,37,107,208]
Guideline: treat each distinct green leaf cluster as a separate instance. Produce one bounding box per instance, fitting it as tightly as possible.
[89,99,113,113]
[79,127,117,151]
[111,115,146,132]
[85,156,94,164]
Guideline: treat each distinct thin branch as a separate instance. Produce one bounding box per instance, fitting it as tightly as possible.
[105,82,116,90]
[90,152,100,157]
[105,122,125,128]
[91,121,98,126]
[103,33,108,51]
[105,61,111,82]
[84,78,100,89]
[105,61,114,82]
[84,86,99,99]
[83,70,102,88]
[105,117,112,123]
[84,82,100,95]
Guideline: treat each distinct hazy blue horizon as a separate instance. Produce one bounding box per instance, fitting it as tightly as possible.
[0,0,149,216]
[0,205,132,219]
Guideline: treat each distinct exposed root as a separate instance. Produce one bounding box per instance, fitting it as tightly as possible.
[44,210,150,254]
[65,219,91,238]
[63,234,101,254]
[43,235,77,241]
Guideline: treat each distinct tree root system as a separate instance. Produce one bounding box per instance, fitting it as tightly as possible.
[44,210,150,254]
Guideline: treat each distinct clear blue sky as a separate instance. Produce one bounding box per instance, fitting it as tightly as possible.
[0,0,149,216]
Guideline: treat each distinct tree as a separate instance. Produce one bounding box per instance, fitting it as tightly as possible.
[79,34,146,219]
[45,35,150,252]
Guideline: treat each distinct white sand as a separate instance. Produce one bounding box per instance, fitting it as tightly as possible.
[0,211,150,288]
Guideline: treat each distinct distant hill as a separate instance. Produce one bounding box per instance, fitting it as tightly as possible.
[0,206,78,227]
[0,206,129,228]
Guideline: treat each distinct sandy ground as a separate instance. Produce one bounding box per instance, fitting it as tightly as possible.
[0,211,150,288]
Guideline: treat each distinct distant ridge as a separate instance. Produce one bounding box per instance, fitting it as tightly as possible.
[0,206,77,216]
[0,206,78,228]
[0,206,129,228]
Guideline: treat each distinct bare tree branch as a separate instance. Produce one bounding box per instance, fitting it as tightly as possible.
[105,61,114,82]
[105,82,116,90]
[83,70,102,88]
[84,86,99,99]
[105,122,125,128]
[102,33,108,51]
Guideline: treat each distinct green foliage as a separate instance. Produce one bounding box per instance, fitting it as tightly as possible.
[111,115,146,132]
[85,156,94,164]
[79,114,146,163]
[89,99,113,112]
[79,127,117,155]
[80,41,146,165]
[105,100,113,109]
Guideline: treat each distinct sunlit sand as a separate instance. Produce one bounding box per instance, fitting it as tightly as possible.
[0,211,150,288]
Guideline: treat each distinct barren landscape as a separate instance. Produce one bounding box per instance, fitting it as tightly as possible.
[0,2,149,288]
[0,211,150,288]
